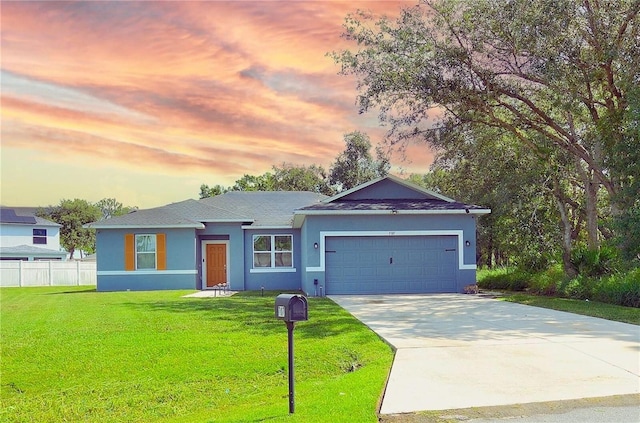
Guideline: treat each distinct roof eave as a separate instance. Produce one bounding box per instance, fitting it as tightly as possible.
[294,208,491,216]
[292,214,305,229]
[201,219,254,224]
[0,221,61,227]
[240,225,293,230]
[85,223,205,229]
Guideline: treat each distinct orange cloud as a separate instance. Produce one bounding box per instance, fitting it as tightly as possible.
[1,0,430,208]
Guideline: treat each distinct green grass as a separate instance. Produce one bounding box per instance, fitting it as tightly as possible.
[503,294,640,325]
[0,287,393,423]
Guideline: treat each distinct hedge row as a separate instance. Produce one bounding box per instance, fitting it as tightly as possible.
[477,266,640,308]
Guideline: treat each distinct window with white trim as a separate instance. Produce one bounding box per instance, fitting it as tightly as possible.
[136,234,156,270]
[33,229,47,245]
[253,235,293,268]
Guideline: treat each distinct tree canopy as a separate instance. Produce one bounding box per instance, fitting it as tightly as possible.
[95,198,137,220]
[333,0,639,272]
[38,199,101,258]
[199,184,227,199]
[271,163,334,195]
[329,131,390,191]
[199,131,388,198]
[230,173,276,192]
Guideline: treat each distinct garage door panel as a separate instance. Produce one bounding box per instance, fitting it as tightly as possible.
[359,267,376,277]
[340,252,357,262]
[325,235,458,295]
[379,238,392,249]
[406,251,424,262]
[372,251,386,263]
[404,265,425,276]
[393,266,409,277]
[391,237,412,249]
[343,267,361,277]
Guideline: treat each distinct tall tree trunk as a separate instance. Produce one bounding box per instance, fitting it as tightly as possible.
[576,162,600,250]
[552,179,578,278]
[485,233,493,268]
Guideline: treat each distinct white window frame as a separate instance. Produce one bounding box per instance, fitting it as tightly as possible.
[250,234,295,273]
[33,228,47,245]
[135,234,157,270]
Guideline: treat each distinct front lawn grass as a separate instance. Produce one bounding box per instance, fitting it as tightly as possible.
[503,294,640,325]
[0,287,393,423]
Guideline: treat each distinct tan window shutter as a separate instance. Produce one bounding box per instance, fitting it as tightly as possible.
[157,233,166,270]
[124,234,135,271]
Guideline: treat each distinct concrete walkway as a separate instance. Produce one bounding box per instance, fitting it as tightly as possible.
[182,290,237,298]
[329,294,640,415]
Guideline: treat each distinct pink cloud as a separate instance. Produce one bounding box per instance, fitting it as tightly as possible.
[1,1,432,207]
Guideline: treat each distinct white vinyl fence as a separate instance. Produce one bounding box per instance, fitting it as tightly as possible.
[0,260,97,287]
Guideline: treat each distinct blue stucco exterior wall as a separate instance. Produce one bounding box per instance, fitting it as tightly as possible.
[342,179,427,200]
[96,228,197,291]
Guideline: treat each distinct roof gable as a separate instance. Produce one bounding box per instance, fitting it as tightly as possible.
[293,176,490,226]
[324,175,454,203]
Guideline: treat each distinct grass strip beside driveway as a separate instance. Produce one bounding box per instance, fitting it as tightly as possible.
[1,287,393,423]
[502,294,640,325]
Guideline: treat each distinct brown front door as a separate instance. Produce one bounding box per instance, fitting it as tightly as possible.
[206,244,227,287]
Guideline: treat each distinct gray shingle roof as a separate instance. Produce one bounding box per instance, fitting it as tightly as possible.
[201,191,327,226]
[87,177,488,229]
[0,245,67,257]
[88,192,328,229]
[86,203,204,229]
[163,199,248,222]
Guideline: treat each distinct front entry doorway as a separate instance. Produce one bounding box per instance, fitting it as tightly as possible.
[204,242,227,288]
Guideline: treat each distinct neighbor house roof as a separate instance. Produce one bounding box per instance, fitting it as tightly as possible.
[0,208,61,227]
[0,245,67,258]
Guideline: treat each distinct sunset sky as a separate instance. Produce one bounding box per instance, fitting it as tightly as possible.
[1,0,434,209]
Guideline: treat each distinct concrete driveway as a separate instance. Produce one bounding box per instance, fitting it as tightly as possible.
[329,294,640,415]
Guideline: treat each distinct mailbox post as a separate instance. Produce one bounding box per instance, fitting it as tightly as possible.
[275,294,308,414]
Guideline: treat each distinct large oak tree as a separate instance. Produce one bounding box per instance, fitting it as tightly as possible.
[333,0,639,254]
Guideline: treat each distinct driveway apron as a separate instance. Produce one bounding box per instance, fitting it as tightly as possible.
[329,294,640,415]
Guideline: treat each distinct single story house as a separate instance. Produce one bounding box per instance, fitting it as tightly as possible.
[88,176,490,295]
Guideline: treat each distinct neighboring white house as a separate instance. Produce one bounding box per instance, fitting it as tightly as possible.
[0,208,67,261]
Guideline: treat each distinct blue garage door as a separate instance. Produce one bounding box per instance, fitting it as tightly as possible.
[325,236,458,294]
